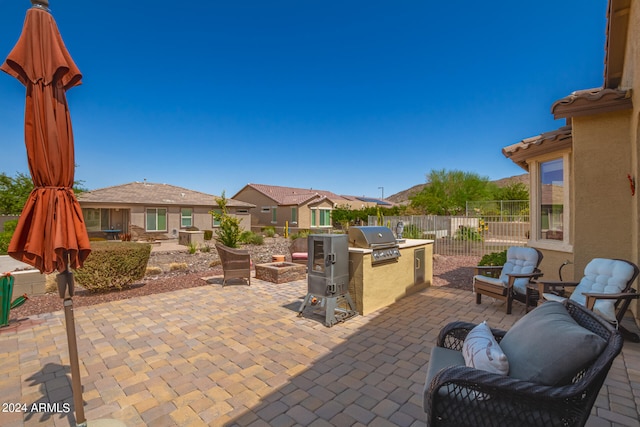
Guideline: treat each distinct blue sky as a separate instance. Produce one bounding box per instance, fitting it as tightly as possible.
[0,1,608,199]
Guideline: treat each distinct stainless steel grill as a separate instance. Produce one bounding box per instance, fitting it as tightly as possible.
[348,226,401,264]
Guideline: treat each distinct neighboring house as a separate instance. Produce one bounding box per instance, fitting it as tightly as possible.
[77,181,254,241]
[502,0,640,320]
[231,183,391,232]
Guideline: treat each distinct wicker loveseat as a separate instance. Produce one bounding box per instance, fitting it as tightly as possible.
[423,300,623,427]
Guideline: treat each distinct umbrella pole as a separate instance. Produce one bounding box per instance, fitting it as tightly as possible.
[57,254,86,427]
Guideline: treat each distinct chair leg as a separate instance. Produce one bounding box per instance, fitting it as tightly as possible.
[476,292,482,304]
[506,297,513,315]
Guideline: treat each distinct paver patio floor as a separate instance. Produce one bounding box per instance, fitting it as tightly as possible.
[1,275,639,426]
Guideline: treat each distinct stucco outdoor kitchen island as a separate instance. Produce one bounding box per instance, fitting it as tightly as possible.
[348,239,433,315]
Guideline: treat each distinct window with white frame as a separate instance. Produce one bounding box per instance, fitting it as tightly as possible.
[181,208,193,228]
[271,207,277,224]
[311,208,316,227]
[530,153,571,251]
[319,209,331,227]
[291,207,298,224]
[146,208,167,232]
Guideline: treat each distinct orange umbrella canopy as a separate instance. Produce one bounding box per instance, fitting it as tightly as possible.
[1,5,90,274]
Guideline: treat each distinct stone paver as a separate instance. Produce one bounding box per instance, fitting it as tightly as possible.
[0,268,639,426]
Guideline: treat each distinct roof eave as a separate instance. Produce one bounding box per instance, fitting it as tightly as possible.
[604,0,631,89]
[502,126,573,171]
[551,88,632,119]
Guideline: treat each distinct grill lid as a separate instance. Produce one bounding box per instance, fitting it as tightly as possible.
[348,226,397,248]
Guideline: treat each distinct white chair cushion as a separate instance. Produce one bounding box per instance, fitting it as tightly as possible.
[462,321,509,375]
[473,275,504,287]
[569,258,636,322]
[498,247,540,295]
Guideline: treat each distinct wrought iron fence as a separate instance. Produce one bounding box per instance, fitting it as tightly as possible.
[368,212,530,257]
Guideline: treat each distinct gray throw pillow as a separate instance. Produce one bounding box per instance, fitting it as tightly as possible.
[500,302,606,386]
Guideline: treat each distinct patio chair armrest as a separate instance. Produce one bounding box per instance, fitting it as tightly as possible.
[583,291,640,309]
[474,265,503,277]
[505,272,543,289]
[537,280,579,287]
[506,272,544,281]
[427,366,560,407]
[537,281,578,297]
[437,321,507,350]
[429,366,552,397]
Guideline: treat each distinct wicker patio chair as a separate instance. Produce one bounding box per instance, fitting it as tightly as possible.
[215,243,251,287]
[537,258,640,342]
[424,300,623,427]
[474,246,544,314]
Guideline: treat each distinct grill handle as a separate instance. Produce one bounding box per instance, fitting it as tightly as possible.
[415,257,421,269]
[326,253,336,266]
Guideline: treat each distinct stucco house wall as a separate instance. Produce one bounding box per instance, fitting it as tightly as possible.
[572,111,633,271]
[233,186,279,231]
[627,3,640,297]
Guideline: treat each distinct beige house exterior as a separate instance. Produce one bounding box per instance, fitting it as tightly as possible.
[232,183,391,233]
[502,0,640,319]
[77,182,254,241]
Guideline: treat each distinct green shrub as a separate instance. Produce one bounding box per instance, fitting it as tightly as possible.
[239,231,264,245]
[0,232,10,255]
[200,244,212,253]
[479,250,507,266]
[74,242,151,292]
[188,242,198,254]
[0,220,18,255]
[402,224,422,239]
[290,230,310,240]
[262,226,276,237]
[210,193,243,248]
[204,230,213,240]
[3,220,18,233]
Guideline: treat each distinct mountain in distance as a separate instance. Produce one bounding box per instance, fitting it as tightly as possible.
[387,173,529,205]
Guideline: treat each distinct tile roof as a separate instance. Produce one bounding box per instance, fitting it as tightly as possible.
[238,183,350,206]
[502,126,573,171]
[77,182,254,208]
[551,87,632,119]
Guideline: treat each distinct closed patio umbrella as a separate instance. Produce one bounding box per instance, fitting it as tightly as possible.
[2,0,91,274]
[2,1,91,425]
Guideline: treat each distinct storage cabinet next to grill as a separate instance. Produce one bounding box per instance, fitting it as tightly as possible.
[348,239,434,315]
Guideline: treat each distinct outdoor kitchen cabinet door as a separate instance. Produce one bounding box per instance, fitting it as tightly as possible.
[415,248,425,285]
